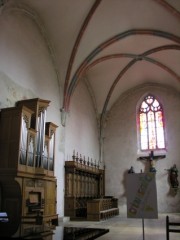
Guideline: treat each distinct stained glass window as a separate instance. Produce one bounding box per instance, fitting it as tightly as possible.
[139,95,165,151]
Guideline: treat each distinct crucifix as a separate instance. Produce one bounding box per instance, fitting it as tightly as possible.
[138,150,166,172]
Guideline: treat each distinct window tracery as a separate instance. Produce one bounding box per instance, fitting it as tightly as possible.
[139,94,165,151]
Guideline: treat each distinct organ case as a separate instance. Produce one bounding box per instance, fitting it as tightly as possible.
[0,98,58,233]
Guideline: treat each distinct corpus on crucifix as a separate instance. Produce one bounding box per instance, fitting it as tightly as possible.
[138,150,166,172]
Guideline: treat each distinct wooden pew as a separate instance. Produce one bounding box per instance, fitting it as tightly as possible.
[87,197,119,221]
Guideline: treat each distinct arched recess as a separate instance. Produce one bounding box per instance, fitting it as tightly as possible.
[100,47,180,127]
[1,1,61,93]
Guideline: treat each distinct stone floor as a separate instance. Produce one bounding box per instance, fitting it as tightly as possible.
[61,213,180,240]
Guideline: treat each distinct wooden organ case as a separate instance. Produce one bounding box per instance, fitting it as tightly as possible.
[0,98,58,235]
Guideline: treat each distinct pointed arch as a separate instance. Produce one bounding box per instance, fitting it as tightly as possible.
[138,94,166,151]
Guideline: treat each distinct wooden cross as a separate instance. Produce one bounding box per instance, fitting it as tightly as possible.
[138,150,166,172]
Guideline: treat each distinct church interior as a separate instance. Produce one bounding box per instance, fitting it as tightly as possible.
[0,0,179,239]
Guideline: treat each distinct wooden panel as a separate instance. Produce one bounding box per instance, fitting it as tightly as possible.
[87,198,119,221]
[64,158,105,219]
[64,197,76,217]
[87,200,101,221]
[44,180,57,215]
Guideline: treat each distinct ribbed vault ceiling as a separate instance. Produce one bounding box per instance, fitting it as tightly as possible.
[2,0,180,119]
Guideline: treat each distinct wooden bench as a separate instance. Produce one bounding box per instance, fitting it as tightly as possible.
[166,215,180,240]
[87,197,119,221]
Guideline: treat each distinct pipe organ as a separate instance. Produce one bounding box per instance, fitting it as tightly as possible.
[0,98,58,236]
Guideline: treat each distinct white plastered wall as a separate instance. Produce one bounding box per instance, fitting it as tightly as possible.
[104,83,180,215]
[65,80,99,163]
[0,6,64,216]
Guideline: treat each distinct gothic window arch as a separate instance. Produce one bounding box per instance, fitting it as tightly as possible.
[138,94,165,151]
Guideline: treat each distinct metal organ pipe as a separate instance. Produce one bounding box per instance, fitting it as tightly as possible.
[36,108,46,168]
